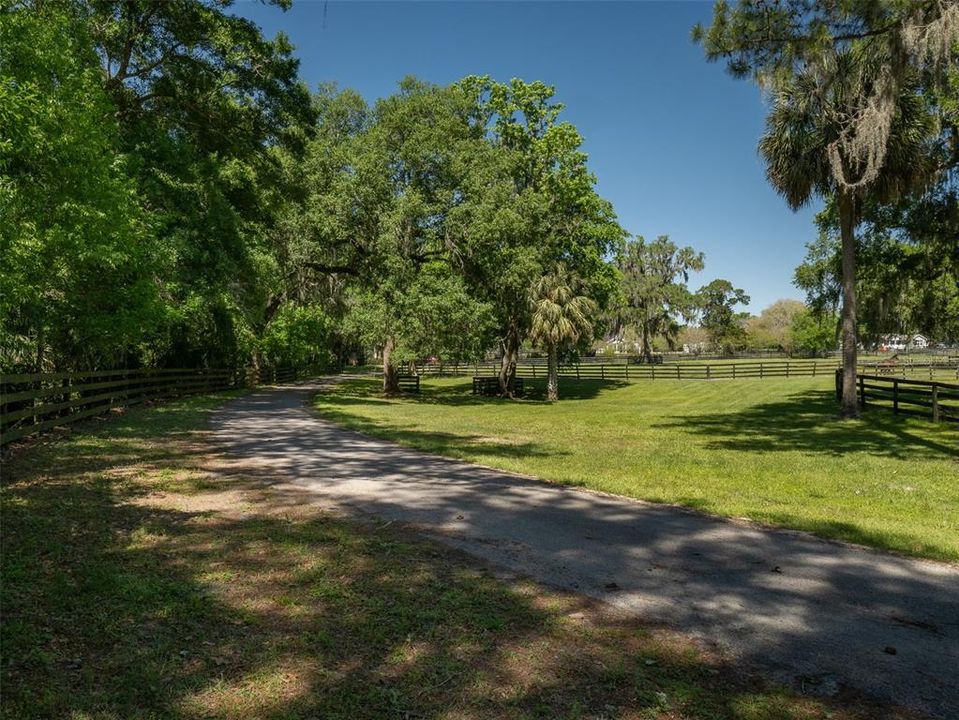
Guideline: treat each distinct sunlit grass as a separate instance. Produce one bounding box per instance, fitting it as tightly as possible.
[315,376,959,562]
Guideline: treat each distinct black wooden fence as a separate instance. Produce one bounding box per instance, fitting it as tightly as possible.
[421,358,958,383]
[1,365,322,447]
[421,360,843,381]
[835,370,959,423]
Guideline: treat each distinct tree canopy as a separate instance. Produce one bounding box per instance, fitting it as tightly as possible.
[4,0,955,408]
[611,236,703,362]
[1,2,626,401]
[695,0,958,417]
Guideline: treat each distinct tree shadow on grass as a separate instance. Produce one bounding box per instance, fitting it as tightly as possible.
[2,403,902,720]
[521,377,631,401]
[656,388,958,459]
[757,514,954,561]
[315,405,565,462]
[329,376,631,406]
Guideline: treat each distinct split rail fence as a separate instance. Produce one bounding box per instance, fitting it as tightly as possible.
[421,358,958,383]
[1,365,321,448]
[422,360,844,381]
[838,371,959,423]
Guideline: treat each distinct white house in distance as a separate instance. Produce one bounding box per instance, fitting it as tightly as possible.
[879,334,929,350]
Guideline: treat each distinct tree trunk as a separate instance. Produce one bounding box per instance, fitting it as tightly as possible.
[641,321,653,364]
[838,191,860,419]
[546,345,559,401]
[34,325,44,373]
[499,326,519,397]
[382,336,400,394]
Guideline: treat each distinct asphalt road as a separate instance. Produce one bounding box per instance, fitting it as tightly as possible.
[212,381,959,718]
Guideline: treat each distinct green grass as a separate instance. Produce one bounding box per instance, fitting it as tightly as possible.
[2,392,927,719]
[315,376,959,562]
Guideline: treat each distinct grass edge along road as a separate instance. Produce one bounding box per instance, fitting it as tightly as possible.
[0,393,931,719]
[315,376,959,563]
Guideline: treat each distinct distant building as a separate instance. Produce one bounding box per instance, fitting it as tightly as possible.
[878,334,930,351]
[881,335,908,350]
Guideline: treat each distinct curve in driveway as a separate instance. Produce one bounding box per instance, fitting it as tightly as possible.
[212,382,959,718]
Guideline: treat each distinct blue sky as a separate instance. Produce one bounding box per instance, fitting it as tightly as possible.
[236,0,821,313]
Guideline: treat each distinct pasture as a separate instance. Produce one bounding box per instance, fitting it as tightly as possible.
[315,376,959,562]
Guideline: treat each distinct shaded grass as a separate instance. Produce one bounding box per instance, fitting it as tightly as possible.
[1,394,927,718]
[315,377,959,562]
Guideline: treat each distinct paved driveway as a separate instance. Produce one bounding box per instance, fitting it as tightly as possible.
[212,382,959,718]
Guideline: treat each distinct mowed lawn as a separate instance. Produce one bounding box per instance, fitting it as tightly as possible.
[315,376,959,562]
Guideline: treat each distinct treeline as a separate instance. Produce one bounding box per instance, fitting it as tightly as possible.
[3,1,956,407]
[1,2,624,399]
[2,1,317,373]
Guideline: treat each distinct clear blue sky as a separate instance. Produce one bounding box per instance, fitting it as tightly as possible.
[236,0,821,314]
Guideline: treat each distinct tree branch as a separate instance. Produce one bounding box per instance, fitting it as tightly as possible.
[301,261,359,276]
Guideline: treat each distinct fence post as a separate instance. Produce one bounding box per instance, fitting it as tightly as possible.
[732,364,736,379]
[706,364,711,380]
[786,361,790,378]
[760,362,763,379]
[932,384,940,422]
[625,361,629,381]
[859,375,866,408]
[676,365,680,380]
[835,369,841,402]
[651,364,655,380]
[601,364,605,380]
[576,364,580,380]
[893,379,898,414]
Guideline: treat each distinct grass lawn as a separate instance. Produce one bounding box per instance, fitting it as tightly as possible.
[315,376,959,562]
[1,395,928,719]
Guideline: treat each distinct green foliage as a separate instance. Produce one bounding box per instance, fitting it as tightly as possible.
[795,193,959,344]
[3,0,623,382]
[344,264,495,368]
[694,1,958,96]
[611,236,703,361]
[453,76,624,380]
[696,279,750,354]
[286,75,622,392]
[259,303,335,369]
[336,79,497,380]
[757,51,934,212]
[746,299,807,352]
[88,0,315,369]
[695,0,956,416]
[1,0,319,372]
[529,270,595,348]
[528,265,596,400]
[395,267,497,365]
[0,4,161,371]
[790,308,839,354]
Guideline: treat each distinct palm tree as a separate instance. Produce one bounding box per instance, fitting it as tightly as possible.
[759,49,934,417]
[529,266,596,402]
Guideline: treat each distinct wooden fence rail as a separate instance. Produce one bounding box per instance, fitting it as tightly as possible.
[1,365,322,447]
[835,370,959,423]
[420,359,959,383]
[420,360,844,380]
